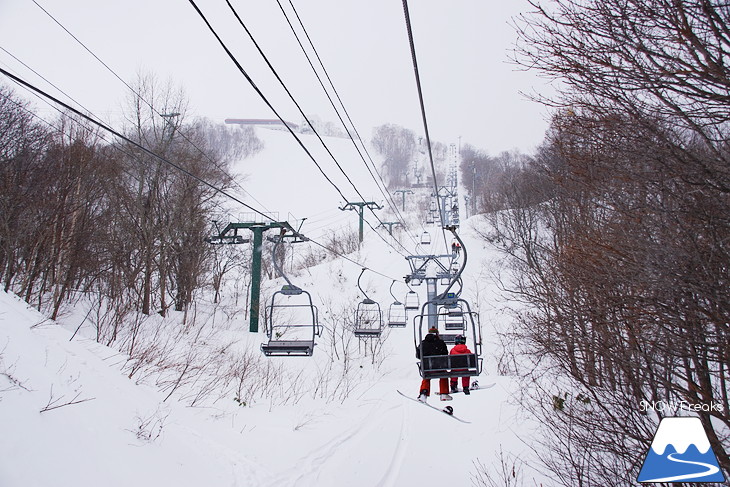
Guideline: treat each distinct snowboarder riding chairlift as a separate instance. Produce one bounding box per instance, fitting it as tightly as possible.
[416,327,453,401]
[450,335,472,395]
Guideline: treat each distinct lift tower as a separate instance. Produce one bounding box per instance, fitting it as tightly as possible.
[339,201,383,243]
[393,189,413,211]
[207,220,298,333]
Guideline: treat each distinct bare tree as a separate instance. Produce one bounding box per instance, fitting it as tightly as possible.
[479,3,730,483]
[371,123,417,188]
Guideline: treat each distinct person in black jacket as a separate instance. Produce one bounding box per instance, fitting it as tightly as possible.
[416,327,452,401]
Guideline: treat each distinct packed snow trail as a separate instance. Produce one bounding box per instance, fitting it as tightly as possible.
[262,398,406,487]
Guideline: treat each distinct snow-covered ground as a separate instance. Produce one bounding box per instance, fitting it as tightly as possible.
[0,129,545,486]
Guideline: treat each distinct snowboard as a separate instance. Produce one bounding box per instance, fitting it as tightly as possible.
[444,381,496,395]
[397,390,471,423]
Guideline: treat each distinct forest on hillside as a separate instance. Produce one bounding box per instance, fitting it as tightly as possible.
[468,1,730,485]
[0,75,261,330]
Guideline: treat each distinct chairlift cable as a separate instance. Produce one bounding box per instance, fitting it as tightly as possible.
[0,66,281,224]
[0,85,145,174]
[0,67,408,285]
[274,0,420,250]
[0,54,177,192]
[31,0,417,265]
[188,0,353,207]
[400,0,450,253]
[0,50,148,166]
[206,0,412,259]
[224,1,403,243]
[28,1,274,215]
[20,3,413,261]
[225,1,415,260]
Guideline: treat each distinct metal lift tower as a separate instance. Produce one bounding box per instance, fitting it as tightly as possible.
[339,201,383,243]
[207,220,300,333]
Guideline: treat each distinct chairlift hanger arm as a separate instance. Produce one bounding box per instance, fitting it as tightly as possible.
[339,201,383,212]
[438,226,467,299]
[270,235,295,288]
[405,253,456,277]
[213,221,296,237]
[357,268,371,301]
[266,233,308,244]
[389,280,403,303]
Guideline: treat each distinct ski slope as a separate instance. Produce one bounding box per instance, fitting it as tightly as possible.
[0,128,543,487]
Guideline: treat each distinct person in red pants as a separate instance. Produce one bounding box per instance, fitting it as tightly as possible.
[416,327,452,401]
[449,335,472,394]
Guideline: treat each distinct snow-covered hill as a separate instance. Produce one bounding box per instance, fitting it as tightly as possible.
[0,128,544,487]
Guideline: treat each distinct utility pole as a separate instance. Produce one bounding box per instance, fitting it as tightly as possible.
[339,201,383,243]
[206,220,296,332]
[393,189,413,211]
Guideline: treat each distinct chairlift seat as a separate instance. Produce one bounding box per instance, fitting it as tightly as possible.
[388,301,407,328]
[419,353,480,379]
[353,328,383,337]
[404,292,420,310]
[261,340,315,356]
[354,298,383,337]
[263,288,320,357]
[442,309,467,331]
[439,333,461,344]
[443,320,467,331]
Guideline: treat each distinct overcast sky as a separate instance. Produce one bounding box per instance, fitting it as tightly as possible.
[0,0,552,155]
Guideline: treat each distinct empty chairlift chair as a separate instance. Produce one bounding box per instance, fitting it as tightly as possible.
[436,304,468,344]
[353,268,383,338]
[443,304,467,330]
[387,281,407,328]
[260,236,321,356]
[261,284,321,356]
[404,290,420,311]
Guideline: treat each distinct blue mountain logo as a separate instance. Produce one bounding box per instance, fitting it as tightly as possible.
[638,417,725,483]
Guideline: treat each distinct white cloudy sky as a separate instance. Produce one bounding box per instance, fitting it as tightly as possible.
[0,0,552,154]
